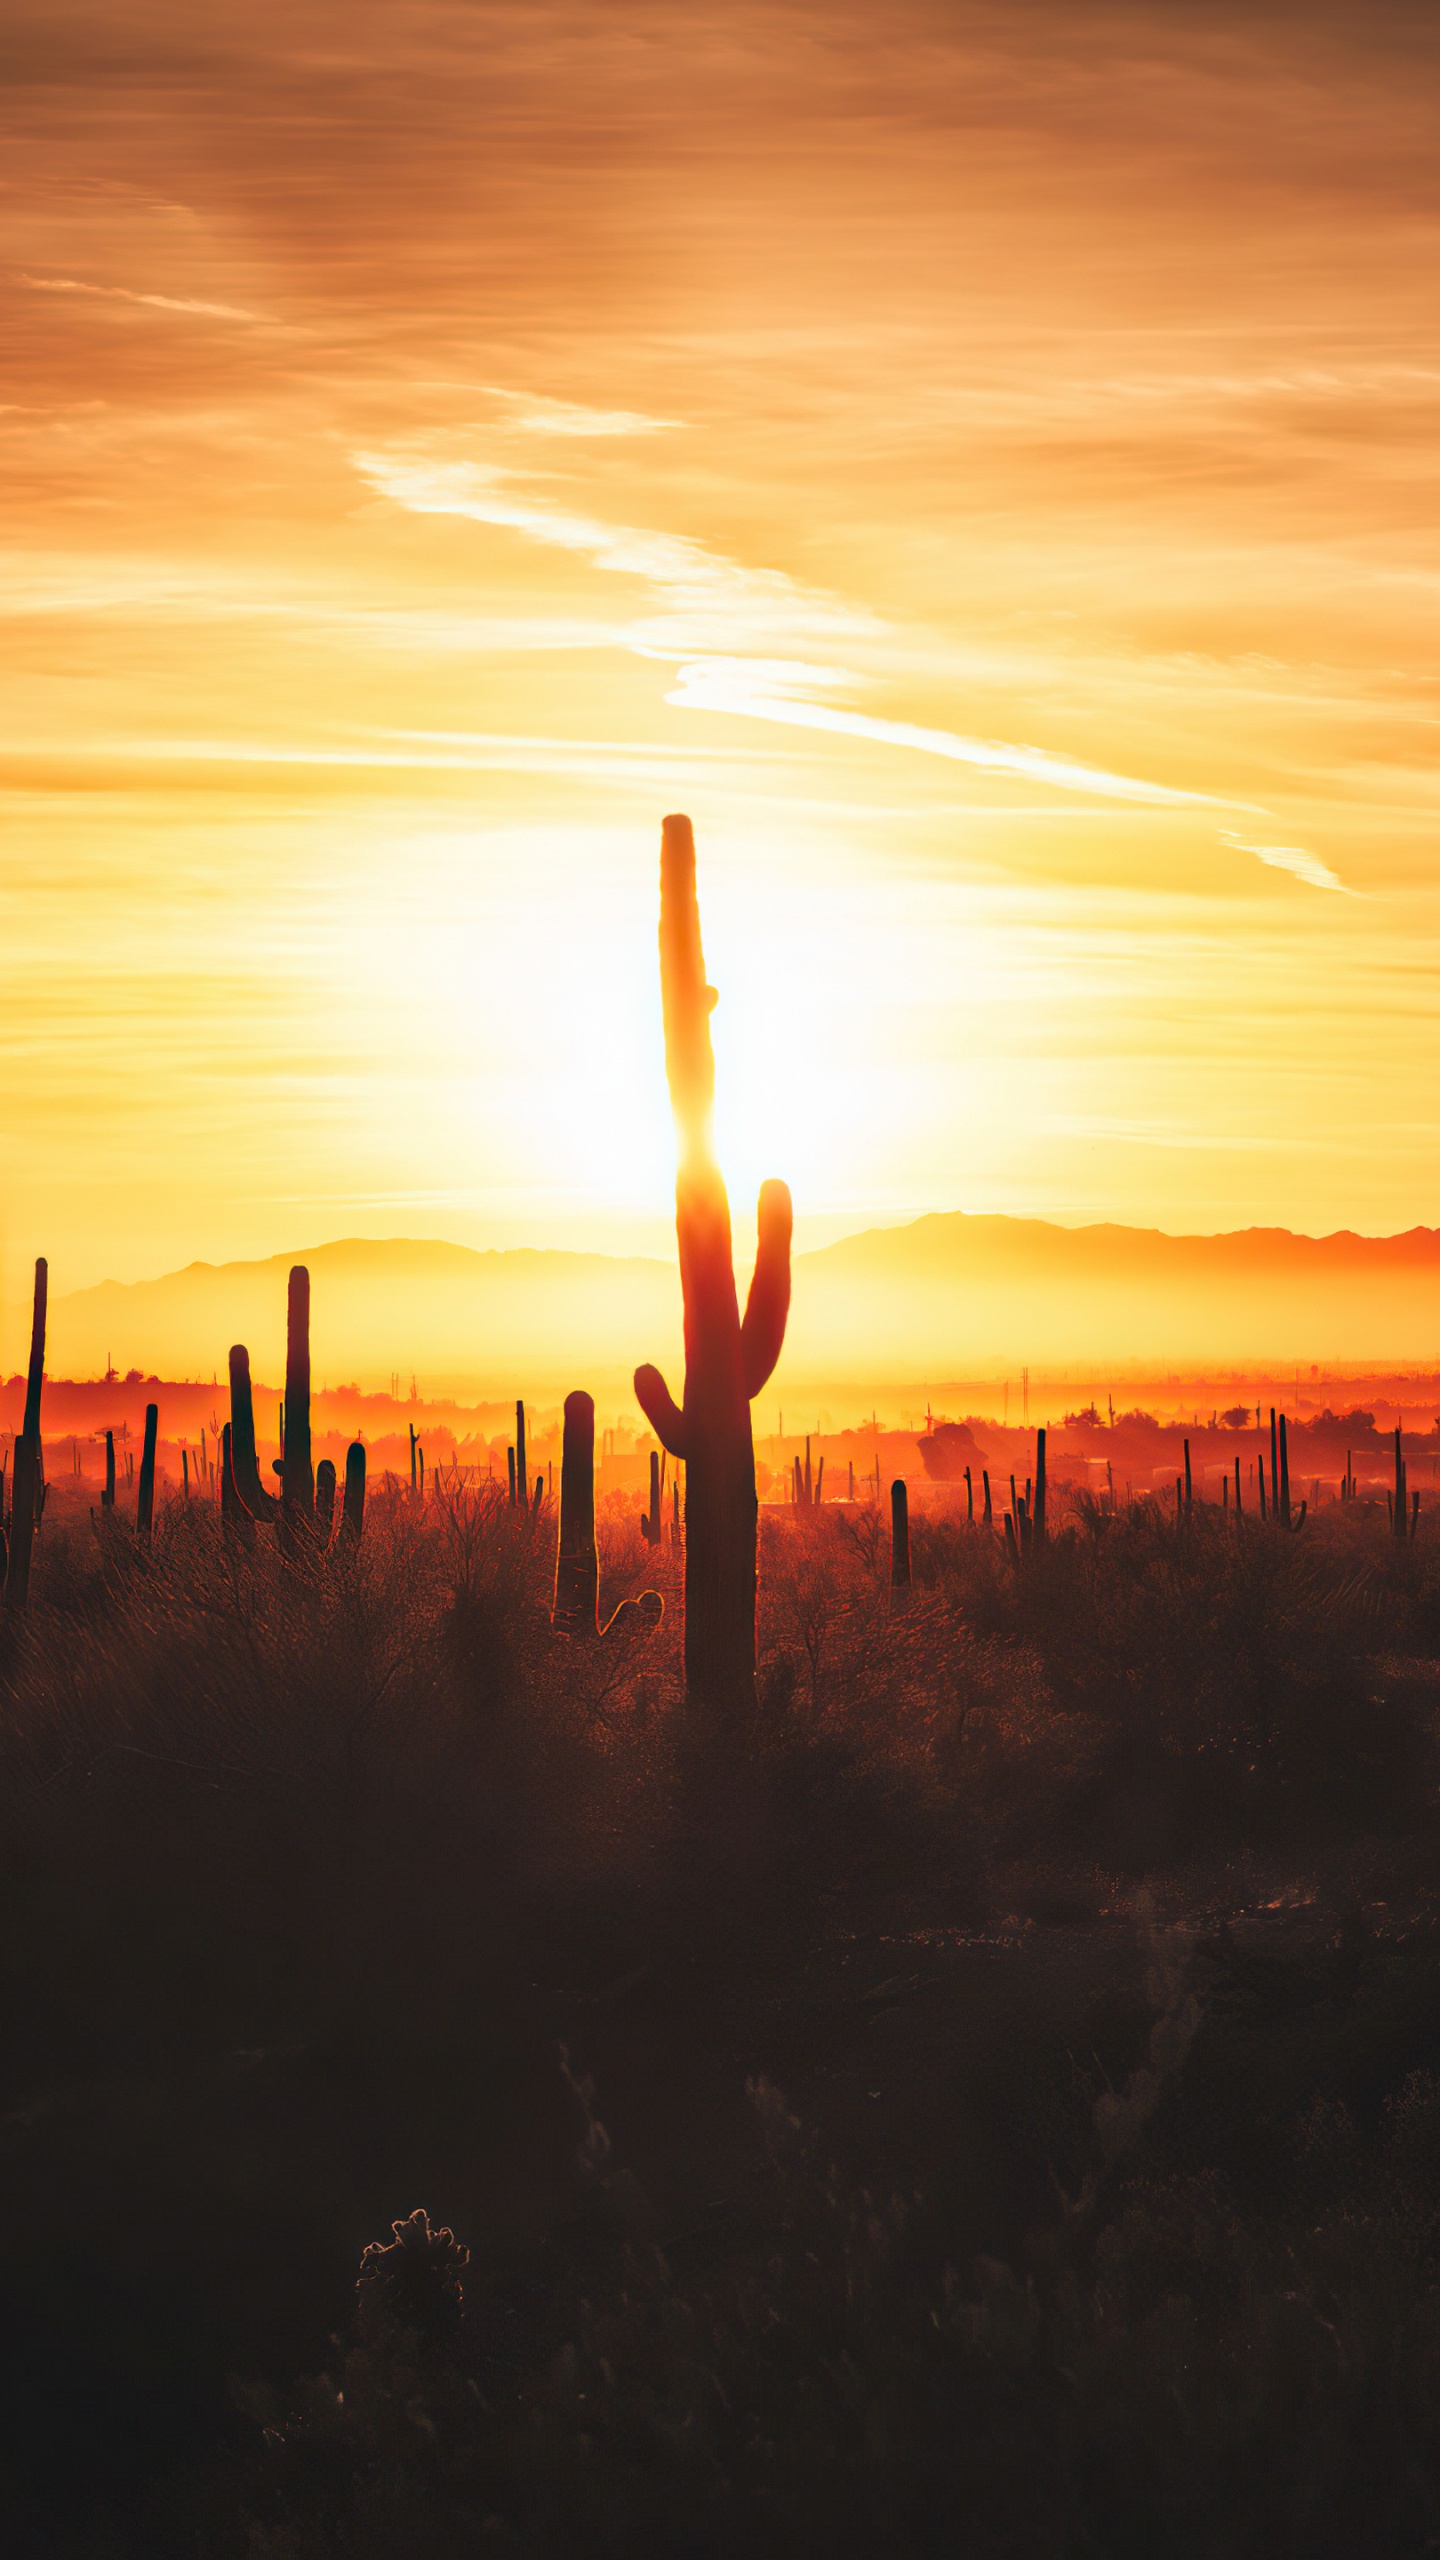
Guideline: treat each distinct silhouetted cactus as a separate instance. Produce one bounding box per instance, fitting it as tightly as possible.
[229,1346,278,1522]
[890,1479,910,1587]
[633,818,792,1710]
[515,1399,529,1515]
[4,1258,47,1607]
[554,1390,599,1634]
[1386,1427,1418,1539]
[340,1441,366,1546]
[137,1402,158,1540]
[641,1447,662,1545]
[220,1421,254,1542]
[280,1265,314,1544]
[1278,1412,1292,1528]
[315,1457,337,1541]
[1034,1428,1047,1545]
[103,1428,116,1509]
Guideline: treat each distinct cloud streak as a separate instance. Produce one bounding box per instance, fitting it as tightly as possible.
[20,274,259,321]
[485,390,682,437]
[668,657,1231,807]
[1219,831,1354,895]
[356,453,1229,807]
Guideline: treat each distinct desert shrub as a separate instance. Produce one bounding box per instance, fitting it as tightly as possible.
[248,1940,1440,2560]
[0,1490,1437,2553]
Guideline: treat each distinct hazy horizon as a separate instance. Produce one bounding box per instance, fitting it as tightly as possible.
[23,1209,1440,1393]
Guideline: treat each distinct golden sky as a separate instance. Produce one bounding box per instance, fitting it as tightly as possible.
[4,0,1438,1313]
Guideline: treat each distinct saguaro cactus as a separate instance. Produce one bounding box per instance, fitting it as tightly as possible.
[641,1448,662,1546]
[1392,1426,1409,1540]
[633,814,792,1711]
[315,1457,337,1541]
[281,1265,314,1540]
[340,1441,367,1546]
[890,1479,911,1588]
[103,1429,116,1509]
[1034,1427,1048,1545]
[554,1390,599,1634]
[220,1422,254,1542]
[4,1257,47,1606]
[137,1402,158,1540]
[229,1346,278,1521]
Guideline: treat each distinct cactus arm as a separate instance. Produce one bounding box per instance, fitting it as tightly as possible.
[229,1346,279,1521]
[315,1457,337,1540]
[741,1179,793,1398]
[634,1363,688,1459]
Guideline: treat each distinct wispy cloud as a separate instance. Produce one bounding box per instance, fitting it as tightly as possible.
[354,452,1230,807]
[485,389,682,437]
[20,274,258,321]
[1219,830,1354,895]
[351,451,873,655]
[668,657,1230,807]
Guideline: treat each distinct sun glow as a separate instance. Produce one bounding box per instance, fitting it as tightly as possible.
[2,0,1437,1353]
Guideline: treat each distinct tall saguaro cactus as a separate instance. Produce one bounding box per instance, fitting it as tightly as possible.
[281,1265,315,1542]
[554,1390,599,1634]
[137,1403,159,1540]
[4,1258,47,1606]
[634,815,792,1710]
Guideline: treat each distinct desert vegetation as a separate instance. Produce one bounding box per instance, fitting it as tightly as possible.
[3,823,1440,2556]
[3,1468,1440,2555]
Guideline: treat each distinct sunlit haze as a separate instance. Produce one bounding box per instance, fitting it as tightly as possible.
[5,0,1439,1367]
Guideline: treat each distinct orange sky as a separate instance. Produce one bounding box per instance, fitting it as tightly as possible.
[4,0,1438,1322]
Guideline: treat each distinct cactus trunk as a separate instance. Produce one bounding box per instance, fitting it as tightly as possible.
[1394,1427,1408,1540]
[281,1265,314,1542]
[4,1258,47,1607]
[340,1442,367,1546]
[633,815,791,1713]
[1034,1428,1047,1545]
[554,1390,599,1633]
[103,1428,116,1509]
[890,1479,911,1586]
[515,1401,528,1516]
[137,1402,158,1539]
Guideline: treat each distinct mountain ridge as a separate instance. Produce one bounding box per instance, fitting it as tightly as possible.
[35,1211,1440,1385]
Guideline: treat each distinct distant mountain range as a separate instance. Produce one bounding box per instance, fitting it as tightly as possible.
[39,1213,1440,1389]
